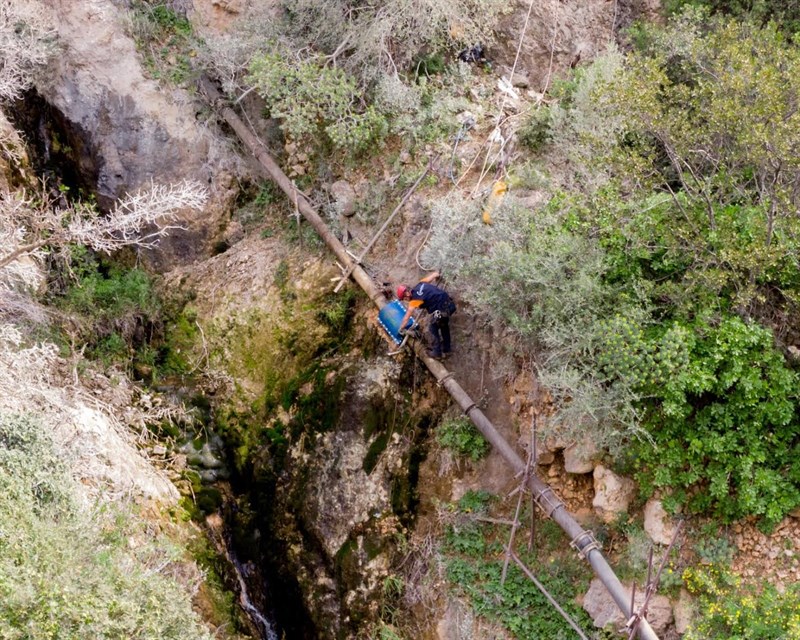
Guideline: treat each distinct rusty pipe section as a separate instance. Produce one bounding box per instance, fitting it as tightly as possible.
[198,76,388,310]
[412,345,659,640]
[199,75,659,640]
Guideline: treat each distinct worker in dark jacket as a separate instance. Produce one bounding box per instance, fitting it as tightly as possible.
[397,271,456,359]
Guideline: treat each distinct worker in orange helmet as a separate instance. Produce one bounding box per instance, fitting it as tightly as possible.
[396,271,456,359]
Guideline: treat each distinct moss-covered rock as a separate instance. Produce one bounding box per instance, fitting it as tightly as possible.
[161,237,452,638]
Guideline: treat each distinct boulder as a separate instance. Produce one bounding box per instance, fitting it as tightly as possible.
[644,498,677,546]
[563,437,600,474]
[673,588,695,635]
[330,180,357,217]
[582,577,673,636]
[592,465,636,523]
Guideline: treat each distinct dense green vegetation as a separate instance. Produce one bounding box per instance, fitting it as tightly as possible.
[436,416,490,462]
[57,251,162,363]
[424,8,800,535]
[441,491,595,638]
[0,413,213,639]
[46,248,173,377]
[585,12,800,529]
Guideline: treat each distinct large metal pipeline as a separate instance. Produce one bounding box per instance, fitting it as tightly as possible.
[198,75,659,640]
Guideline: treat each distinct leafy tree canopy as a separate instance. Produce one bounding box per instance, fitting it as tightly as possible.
[431,10,800,528]
[598,10,800,320]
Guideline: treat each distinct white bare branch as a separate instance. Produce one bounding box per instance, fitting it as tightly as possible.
[66,179,209,252]
[0,323,60,401]
[0,0,58,101]
[0,180,209,283]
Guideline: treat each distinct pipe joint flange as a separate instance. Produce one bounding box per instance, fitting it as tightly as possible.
[534,490,562,518]
[570,530,601,559]
[437,373,455,387]
[533,487,564,518]
[462,402,478,415]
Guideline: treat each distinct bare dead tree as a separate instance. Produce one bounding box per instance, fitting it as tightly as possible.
[0,0,57,101]
[0,179,209,280]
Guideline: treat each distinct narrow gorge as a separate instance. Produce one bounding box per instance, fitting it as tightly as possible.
[4,1,800,640]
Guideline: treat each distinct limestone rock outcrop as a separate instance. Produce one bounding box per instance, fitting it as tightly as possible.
[493,0,663,94]
[34,0,239,270]
[563,436,600,474]
[582,577,673,636]
[592,464,636,522]
[673,588,695,635]
[643,498,677,546]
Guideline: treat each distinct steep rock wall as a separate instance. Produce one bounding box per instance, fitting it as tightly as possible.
[164,234,448,638]
[493,0,662,91]
[34,0,240,269]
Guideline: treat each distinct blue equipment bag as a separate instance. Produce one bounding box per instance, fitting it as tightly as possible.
[378,300,417,345]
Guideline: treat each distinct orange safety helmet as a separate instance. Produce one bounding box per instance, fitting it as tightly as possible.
[396,285,410,299]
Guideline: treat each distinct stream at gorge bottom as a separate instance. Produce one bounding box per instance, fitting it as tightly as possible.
[166,383,320,640]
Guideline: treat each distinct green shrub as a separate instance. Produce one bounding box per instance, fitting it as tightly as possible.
[247,53,388,153]
[437,416,489,461]
[518,106,552,153]
[598,15,800,315]
[456,489,494,513]
[59,258,162,366]
[412,52,446,78]
[425,197,646,451]
[683,564,800,639]
[127,1,197,86]
[149,3,193,35]
[0,413,213,639]
[94,331,131,365]
[633,316,800,528]
[693,535,734,565]
[0,413,70,510]
[63,263,159,320]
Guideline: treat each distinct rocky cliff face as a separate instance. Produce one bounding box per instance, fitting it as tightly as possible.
[163,234,450,637]
[481,0,662,95]
[23,1,681,637]
[32,0,241,270]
